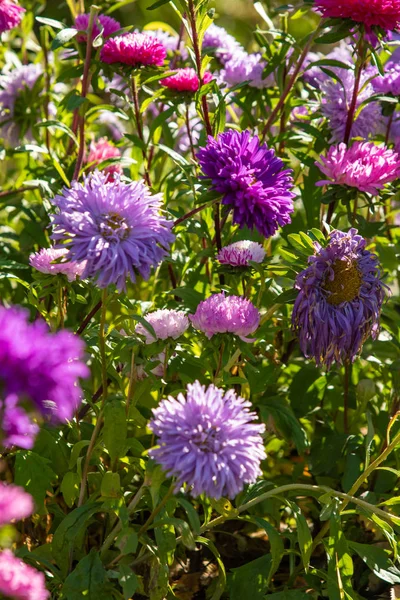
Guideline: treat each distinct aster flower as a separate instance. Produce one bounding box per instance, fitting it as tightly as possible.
[316,142,400,194]
[100,32,167,67]
[0,0,25,35]
[0,550,49,600]
[162,68,213,93]
[74,13,120,43]
[0,305,89,424]
[314,0,400,32]
[135,309,189,343]
[292,229,387,369]
[149,381,266,499]
[303,42,353,89]
[0,483,33,526]
[190,293,260,341]
[1,394,39,449]
[148,28,188,60]
[51,171,174,291]
[203,23,244,64]
[29,248,86,282]
[372,60,400,95]
[217,240,266,267]
[197,130,295,238]
[220,52,273,89]
[86,137,122,180]
[98,110,126,141]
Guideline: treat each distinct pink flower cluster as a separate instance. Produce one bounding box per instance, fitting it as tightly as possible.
[0,482,33,525]
[162,68,213,93]
[0,0,25,35]
[314,0,400,32]
[29,248,86,281]
[87,137,122,180]
[100,32,167,67]
[0,550,49,600]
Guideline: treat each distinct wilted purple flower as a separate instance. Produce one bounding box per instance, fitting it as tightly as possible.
[217,240,266,267]
[190,293,260,341]
[51,171,174,291]
[372,60,400,95]
[197,130,294,238]
[0,0,25,35]
[203,23,244,64]
[135,309,189,343]
[29,248,86,282]
[0,550,49,600]
[1,394,39,449]
[74,13,120,43]
[100,32,166,67]
[220,52,273,89]
[0,483,33,525]
[292,229,387,369]
[149,381,266,499]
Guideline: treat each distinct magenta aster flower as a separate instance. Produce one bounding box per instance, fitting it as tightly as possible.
[87,137,122,180]
[314,0,400,32]
[1,394,39,449]
[197,130,295,238]
[29,248,86,282]
[316,142,400,194]
[51,171,174,291]
[74,13,120,43]
[162,68,213,93]
[100,32,166,67]
[292,229,387,369]
[0,483,33,525]
[217,240,266,267]
[190,293,260,341]
[0,550,49,600]
[135,309,189,343]
[149,381,266,499]
[0,0,25,34]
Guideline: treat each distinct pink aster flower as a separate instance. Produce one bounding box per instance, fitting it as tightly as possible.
[314,0,400,32]
[74,13,120,43]
[100,32,167,67]
[87,137,122,180]
[0,550,49,600]
[316,142,400,195]
[217,241,266,267]
[162,68,213,93]
[190,293,260,341]
[0,0,25,35]
[0,483,33,525]
[135,309,189,343]
[29,248,86,282]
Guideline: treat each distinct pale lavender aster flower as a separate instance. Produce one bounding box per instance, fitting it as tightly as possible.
[0,550,49,600]
[0,483,33,525]
[148,28,188,60]
[51,171,175,291]
[217,241,265,267]
[29,248,86,282]
[203,23,244,64]
[220,52,273,89]
[149,381,266,499]
[135,309,189,343]
[0,0,25,35]
[372,60,400,95]
[303,41,353,89]
[190,293,260,341]
[292,229,387,369]
[74,13,120,43]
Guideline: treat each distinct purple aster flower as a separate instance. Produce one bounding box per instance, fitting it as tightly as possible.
[0,0,25,35]
[203,23,244,64]
[100,32,166,67]
[51,171,174,291]
[220,52,273,89]
[148,28,188,60]
[303,42,353,89]
[316,142,400,194]
[292,229,387,369]
[217,240,266,267]
[0,550,49,600]
[135,309,189,343]
[149,381,266,499]
[29,248,86,282]
[0,483,33,525]
[74,13,120,43]
[1,394,39,449]
[372,60,400,95]
[197,130,295,238]
[190,293,260,341]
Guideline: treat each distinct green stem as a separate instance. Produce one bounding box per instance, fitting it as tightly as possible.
[99,288,108,405]
[131,74,151,187]
[77,406,104,507]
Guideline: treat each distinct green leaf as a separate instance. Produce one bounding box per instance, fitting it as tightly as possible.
[250,517,284,588]
[265,592,310,599]
[101,472,121,498]
[36,16,66,29]
[196,537,226,600]
[61,472,81,508]
[348,541,400,584]
[260,397,309,453]
[51,28,78,50]
[118,565,138,600]
[116,528,138,556]
[289,502,313,572]
[103,400,127,463]
[230,555,272,600]
[61,549,110,599]
[14,451,56,512]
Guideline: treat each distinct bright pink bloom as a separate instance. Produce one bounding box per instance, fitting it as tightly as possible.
[29,248,86,281]
[74,13,120,43]
[162,68,213,92]
[314,0,400,32]
[0,550,49,600]
[100,32,166,67]
[316,142,400,195]
[87,137,122,180]
[0,483,33,525]
[0,0,25,34]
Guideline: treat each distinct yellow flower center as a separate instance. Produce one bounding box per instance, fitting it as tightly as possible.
[324,259,362,305]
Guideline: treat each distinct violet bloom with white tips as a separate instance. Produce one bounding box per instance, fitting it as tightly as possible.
[149,381,266,499]
[217,241,265,267]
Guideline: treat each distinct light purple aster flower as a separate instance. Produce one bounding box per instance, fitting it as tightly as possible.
[29,248,86,282]
[0,483,33,526]
[372,60,400,95]
[148,28,188,60]
[50,171,175,291]
[292,229,387,369]
[0,0,25,35]
[202,23,244,64]
[302,41,353,89]
[217,240,266,267]
[0,549,49,600]
[197,130,295,238]
[220,52,273,89]
[1,394,39,449]
[74,13,121,43]
[190,293,260,341]
[149,381,266,499]
[135,309,189,343]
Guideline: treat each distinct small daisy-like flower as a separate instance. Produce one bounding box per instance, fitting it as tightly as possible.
[162,68,213,93]
[292,229,387,369]
[87,137,122,180]
[217,240,266,267]
[100,32,167,67]
[203,23,244,64]
[29,248,86,282]
[316,142,400,194]
[74,13,120,43]
[372,60,400,95]
[0,0,25,35]
[51,171,174,291]
[0,483,33,526]
[0,549,49,600]
[135,309,189,343]
[149,381,266,499]
[314,0,400,32]
[197,130,295,238]
[190,293,260,341]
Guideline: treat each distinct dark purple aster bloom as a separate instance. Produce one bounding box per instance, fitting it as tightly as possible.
[292,229,387,369]
[51,171,175,291]
[197,130,295,238]
[149,381,266,499]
